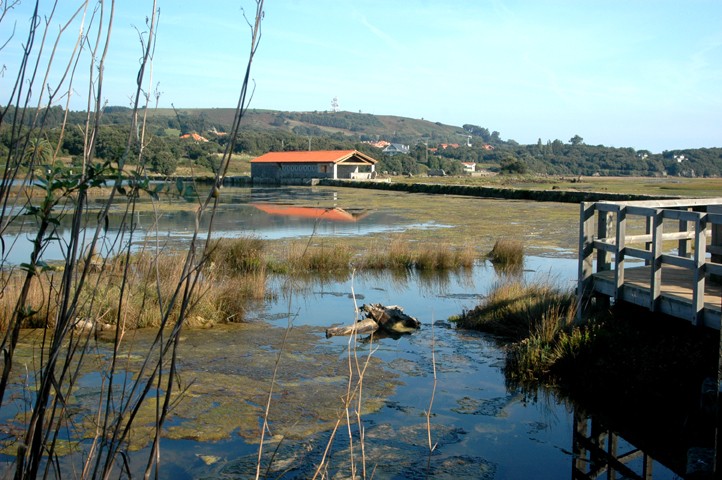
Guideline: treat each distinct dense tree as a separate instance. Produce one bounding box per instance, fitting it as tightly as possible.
[24,138,53,165]
[378,155,402,174]
[462,124,491,142]
[500,156,527,174]
[149,150,177,175]
[96,126,131,162]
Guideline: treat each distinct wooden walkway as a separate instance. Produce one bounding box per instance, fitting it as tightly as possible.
[592,264,722,329]
[577,197,722,477]
[578,198,722,329]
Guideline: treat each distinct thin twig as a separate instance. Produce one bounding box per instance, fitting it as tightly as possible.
[425,316,438,454]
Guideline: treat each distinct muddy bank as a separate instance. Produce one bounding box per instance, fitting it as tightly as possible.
[320,179,677,203]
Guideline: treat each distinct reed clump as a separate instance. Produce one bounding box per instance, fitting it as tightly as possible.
[207,236,266,275]
[505,323,595,384]
[0,246,269,331]
[277,241,354,274]
[354,238,477,271]
[0,237,481,333]
[487,238,524,271]
[209,272,267,323]
[453,276,593,387]
[0,274,56,329]
[354,238,415,270]
[454,278,575,340]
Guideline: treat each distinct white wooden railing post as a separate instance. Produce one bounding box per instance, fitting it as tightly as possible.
[644,215,653,266]
[679,209,690,257]
[614,207,626,302]
[597,210,613,273]
[650,209,663,312]
[692,215,707,325]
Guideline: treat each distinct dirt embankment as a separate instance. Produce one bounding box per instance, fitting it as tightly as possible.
[320,179,677,203]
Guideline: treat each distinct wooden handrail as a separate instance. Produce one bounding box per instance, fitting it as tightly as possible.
[577,199,722,325]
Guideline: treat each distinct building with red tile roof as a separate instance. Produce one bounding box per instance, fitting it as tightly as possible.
[364,140,390,149]
[179,132,209,142]
[251,150,378,183]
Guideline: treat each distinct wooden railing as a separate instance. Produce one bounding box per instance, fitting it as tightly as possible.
[578,198,722,326]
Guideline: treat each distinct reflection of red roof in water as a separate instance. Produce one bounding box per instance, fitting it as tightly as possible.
[252,204,364,222]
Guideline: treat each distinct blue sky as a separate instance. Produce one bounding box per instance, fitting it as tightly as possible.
[2,1,721,152]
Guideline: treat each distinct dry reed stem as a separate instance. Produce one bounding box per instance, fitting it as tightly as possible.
[425,317,438,454]
[0,1,264,476]
[255,279,294,480]
[312,271,377,479]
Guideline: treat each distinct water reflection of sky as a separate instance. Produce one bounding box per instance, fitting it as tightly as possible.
[1,187,451,264]
[243,257,678,480]
[261,257,580,328]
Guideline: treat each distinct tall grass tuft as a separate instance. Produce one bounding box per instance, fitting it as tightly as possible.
[305,244,354,272]
[0,249,268,331]
[454,275,588,386]
[207,236,266,275]
[454,278,575,341]
[416,246,453,270]
[487,238,524,273]
[385,238,417,269]
[209,272,267,323]
[279,241,353,274]
[354,238,477,271]
[505,324,595,384]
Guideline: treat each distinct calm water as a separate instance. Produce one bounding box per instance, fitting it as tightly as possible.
[0,187,689,478]
[1,186,449,264]
[119,258,679,479]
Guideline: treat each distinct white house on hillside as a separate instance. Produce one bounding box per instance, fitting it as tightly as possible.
[382,143,410,155]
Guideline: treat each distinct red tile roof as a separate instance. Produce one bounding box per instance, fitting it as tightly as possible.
[251,150,376,164]
[179,132,209,142]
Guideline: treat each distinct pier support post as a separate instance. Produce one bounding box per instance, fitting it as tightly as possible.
[716,328,722,475]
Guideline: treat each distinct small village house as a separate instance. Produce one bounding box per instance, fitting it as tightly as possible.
[382,143,410,155]
[179,132,209,142]
[251,150,378,183]
[461,161,476,173]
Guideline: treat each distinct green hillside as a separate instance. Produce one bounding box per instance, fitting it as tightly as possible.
[155,108,469,143]
[3,105,721,178]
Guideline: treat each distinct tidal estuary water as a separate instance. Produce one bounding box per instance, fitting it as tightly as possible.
[0,186,692,478]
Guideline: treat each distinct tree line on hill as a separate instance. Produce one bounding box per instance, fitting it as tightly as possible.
[2,106,720,177]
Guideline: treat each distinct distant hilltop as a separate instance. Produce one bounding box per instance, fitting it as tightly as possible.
[152,108,478,146]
